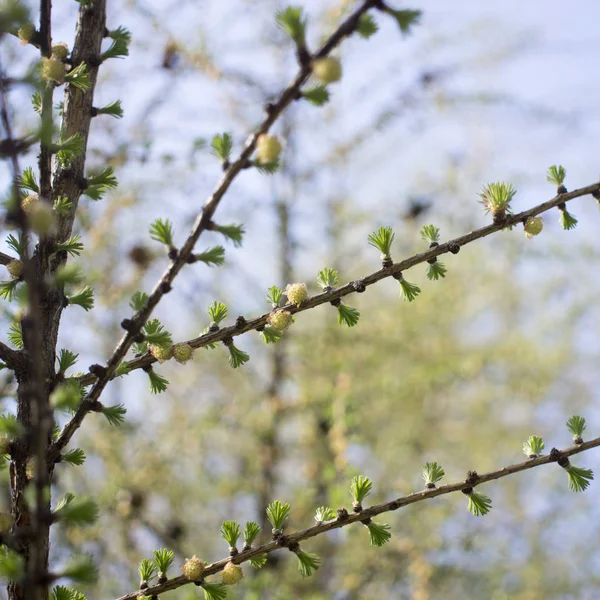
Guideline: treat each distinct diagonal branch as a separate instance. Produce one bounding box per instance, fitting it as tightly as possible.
[47,0,379,456]
[65,181,600,393]
[115,436,600,599]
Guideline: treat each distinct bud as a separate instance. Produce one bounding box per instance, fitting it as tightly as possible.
[149,344,173,364]
[221,561,243,585]
[21,195,57,236]
[41,56,66,84]
[256,134,282,165]
[17,24,35,44]
[181,555,204,581]
[524,216,543,238]
[52,42,69,61]
[172,343,194,364]
[267,309,292,331]
[285,282,308,306]
[27,201,56,236]
[312,57,342,84]
[21,193,38,214]
[6,260,23,280]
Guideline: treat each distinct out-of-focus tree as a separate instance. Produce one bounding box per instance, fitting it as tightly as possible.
[0,1,599,600]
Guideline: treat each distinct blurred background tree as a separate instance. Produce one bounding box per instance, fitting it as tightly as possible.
[1,0,600,599]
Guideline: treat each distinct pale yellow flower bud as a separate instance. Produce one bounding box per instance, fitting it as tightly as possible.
[17,24,35,44]
[52,42,69,61]
[312,57,342,84]
[524,216,543,238]
[6,260,23,280]
[181,555,204,581]
[285,282,308,306]
[267,309,292,331]
[21,193,38,214]
[41,57,66,84]
[22,195,56,236]
[149,344,173,364]
[172,343,194,364]
[221,561,243,585]
[256,134,282,165]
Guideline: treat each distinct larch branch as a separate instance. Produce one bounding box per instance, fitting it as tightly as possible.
[67,181,600,391]
[115,436,600,599]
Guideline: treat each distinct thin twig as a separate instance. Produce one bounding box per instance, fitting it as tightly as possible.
[65,181,600,393]
[48,0,379,458]
[0,252,16,266]
[115,436,600,599]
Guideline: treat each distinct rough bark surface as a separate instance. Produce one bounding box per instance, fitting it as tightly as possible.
[8,2,106,599]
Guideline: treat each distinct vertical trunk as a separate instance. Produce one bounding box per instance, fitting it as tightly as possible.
[7,2,106,598]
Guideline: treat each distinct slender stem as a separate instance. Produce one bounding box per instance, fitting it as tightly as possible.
[115,436,600,600]
[0,252,16,266]
[47,0,379,458]
[63,181,600,392]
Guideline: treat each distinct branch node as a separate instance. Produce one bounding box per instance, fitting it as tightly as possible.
[465,470,480,485]
[351,280,366,293]
[549,447,561,462]
[336,507,349,521]
[88,364,107,379]
[235,316,247,329]
[296,46,312,68]
[121,318,135,332]
[448,242,460,254]
[88,399,103,413]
